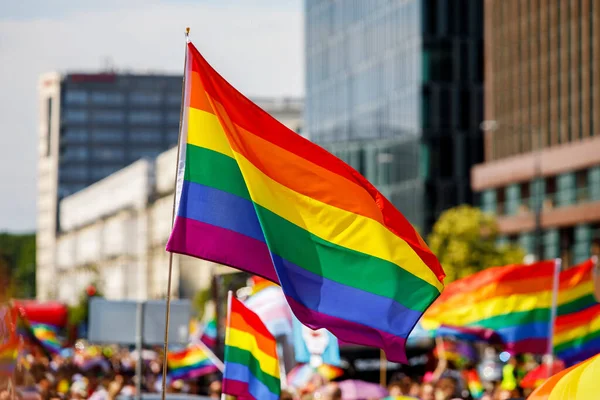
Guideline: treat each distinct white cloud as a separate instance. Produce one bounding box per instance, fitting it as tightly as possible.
[0,1,303,232]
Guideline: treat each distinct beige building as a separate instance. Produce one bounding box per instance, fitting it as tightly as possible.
[36,76,303,303]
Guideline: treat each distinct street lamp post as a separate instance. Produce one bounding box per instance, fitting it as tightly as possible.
[480,120,544,262]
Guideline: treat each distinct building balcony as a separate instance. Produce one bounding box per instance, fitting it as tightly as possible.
[491,196,600,235]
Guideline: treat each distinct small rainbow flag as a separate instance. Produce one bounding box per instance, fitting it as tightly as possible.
[423,260,558,354]
[0,340,18,377]
[554,258,600,365]
[166,40,445,364]
[30,323,62,354]
[201,318,217,348]
[463,369,484,399]
[223,295,280,400]
[167,345,219,380]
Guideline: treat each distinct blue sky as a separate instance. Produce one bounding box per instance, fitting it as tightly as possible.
[0,0,303,232]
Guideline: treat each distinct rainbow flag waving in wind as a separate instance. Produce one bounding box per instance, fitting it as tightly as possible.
[30,323,62,355]
[201,318,217,348]
[554,258,600,365]
[167,345,219,380]
[166,40,445,364]
[223,295,280,400]
[423,260,558,354]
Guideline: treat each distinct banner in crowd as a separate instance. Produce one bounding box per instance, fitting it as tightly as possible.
[292,315,340,367]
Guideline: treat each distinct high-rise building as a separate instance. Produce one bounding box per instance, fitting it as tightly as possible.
[37,69,303,300]
[305,0,484,233]
[37,72,183,300]
[471,1,600,265]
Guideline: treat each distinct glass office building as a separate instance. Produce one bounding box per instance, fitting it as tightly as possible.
[57,73,182,199]
[305,0,484,232]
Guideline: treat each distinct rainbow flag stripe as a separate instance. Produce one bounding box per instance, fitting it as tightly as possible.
[0,339,18,377]
[528,352,599,400]
[201,318,217,348]
[554,259,600,365]
[223,296,280,400]
[166,41,444,364]
[167,345,218,380]
[464,369,484,399]
[423,261,558,354]
[30,323,62,354]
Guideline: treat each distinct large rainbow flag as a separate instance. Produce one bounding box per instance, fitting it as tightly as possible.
[554,258,600,365]
[167,345,219,380]
[166,40,445,363]
[223,295,280,400]
[422,260,558,354]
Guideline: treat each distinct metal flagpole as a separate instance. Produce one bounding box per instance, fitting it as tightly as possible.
[160,27,190,400]
[379,349,387,387]
[221,291,233,400]
[546,258,562,377]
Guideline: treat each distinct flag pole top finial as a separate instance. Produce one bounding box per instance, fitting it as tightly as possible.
[186,27,190,35]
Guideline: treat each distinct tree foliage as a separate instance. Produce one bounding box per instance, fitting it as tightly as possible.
[0,233,36,298]
[427,205,526,283]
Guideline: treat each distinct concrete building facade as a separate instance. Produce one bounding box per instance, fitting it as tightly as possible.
[472,0,600,265]
[40,92,303,303]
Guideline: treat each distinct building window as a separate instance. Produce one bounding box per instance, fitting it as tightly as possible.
[60,167,87,180]
[504,184,521,216]
[62,128,87,143]
[90,92,124,105]
[589,166,600,201]
[92,148,124,161]
[556,172,576,207]
[63,109,87,123]
[543,229,560,259]
[166,93,182,105]
[65,90,88,105]
[91,129,124,143]
[166,111,181,124]
[129,111,162,124]
[130,92,162,105]
[130,148,161,159]
[481,189,497,214]
[91,111,125,123]
[61,147,88,161]
[573,224,592,264]
[576,170,588,202]
[130,129,162,143]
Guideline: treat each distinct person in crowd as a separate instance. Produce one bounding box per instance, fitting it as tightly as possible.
[207,379,222,399]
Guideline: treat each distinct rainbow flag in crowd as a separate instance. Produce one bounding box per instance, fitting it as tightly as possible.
[166,41,445,364]
[222,295,280,400]
[423,260,558,354]
[30,323,62,354]
[201,318,217,348]
[249,276,278,295]
[0,338,18,377]
[554,258,600,365]
[0,306,19,377]
[167,345,219,380]
[463,369,484,399]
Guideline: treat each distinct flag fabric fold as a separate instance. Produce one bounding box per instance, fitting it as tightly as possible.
[29,323,62,355]
[167,345,219,380]
[554,258,600,365]
[222,295,280,400]
[166,41,444,364]
[422,260,558,354]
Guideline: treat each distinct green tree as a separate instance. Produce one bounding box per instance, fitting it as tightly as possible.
[0,233,36,297]
[427,205,525,283]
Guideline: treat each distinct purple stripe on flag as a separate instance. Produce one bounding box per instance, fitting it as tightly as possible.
[167,217,278,282]
[284,295,409,364]
[505,338,549,355]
